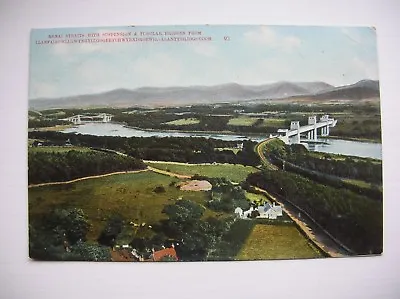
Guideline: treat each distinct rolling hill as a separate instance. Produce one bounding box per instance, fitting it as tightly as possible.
[29,80,379,109]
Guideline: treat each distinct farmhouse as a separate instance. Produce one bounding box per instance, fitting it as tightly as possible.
[111,245,179,262]
[111,246,141,262]
[234,207,243,218]
[236,202,283,220]
[257,202,283,219]
[149,247,178,262]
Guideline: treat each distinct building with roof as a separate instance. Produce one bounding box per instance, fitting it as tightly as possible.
[149,247,179,262]
[236,202,283,220]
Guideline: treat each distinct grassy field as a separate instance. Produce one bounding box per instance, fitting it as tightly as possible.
[29,171,216,243]
[215,147,241,154]
[28,145,92,153]
[260,118,286,127]
[164,118,200,125]
[237,224,322,260]
[228,117,257,126]
[343,178,382,191]
[245,191,271,205]
[147,162,258,183]
[29,124,74,131]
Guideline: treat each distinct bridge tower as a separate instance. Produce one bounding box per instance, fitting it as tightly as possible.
[70,115,81,125]
[308,116,317,125]
[307,116,317,140]
[290,121,300,144]
[320,115,330,137]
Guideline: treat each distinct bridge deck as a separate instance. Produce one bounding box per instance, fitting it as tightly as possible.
[287,120,336,137]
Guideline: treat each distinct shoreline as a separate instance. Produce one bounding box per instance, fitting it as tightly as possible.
[327,135,381,143]
[121,122,263,138]
[37,121,381,145]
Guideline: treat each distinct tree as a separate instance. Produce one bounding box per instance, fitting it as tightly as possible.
[97,215,124,247]
[46,208,90,245]
[153,185,166,193]
[67,241,111,261]
[162,200,205,225]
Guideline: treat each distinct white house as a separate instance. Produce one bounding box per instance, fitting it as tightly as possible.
[256,202,283,219]
[235,202,283,220]
[234,207,243,218]
[242,206,256,218]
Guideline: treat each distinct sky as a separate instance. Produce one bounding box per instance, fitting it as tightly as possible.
[29,25,379,99]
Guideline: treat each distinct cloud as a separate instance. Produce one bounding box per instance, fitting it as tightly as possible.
[30,81,58,99]
[244,26,302,52]
[244,26,277,46]
[190,42,217,57]
[130,53,184,87]
[282,36,302,51]
[350,56,378,80]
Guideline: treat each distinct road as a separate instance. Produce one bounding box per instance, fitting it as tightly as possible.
[147,166,192,179]
[254,138,279,170]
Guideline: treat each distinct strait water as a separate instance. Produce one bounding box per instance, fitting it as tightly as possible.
[61,123,382,160]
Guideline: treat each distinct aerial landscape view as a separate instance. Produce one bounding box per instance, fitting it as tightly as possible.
[28,25,382,262]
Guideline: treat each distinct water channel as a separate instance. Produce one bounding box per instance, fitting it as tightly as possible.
[61,122,382,160]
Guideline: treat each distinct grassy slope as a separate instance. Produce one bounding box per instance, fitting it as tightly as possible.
[29,171,214,242]
[146,162,258,183]
[227,117,257,126]
[237,224,322,260]
[28,146,92,153]
[164,118,200,125]
[245,191,271,205]
[260,118,286,127]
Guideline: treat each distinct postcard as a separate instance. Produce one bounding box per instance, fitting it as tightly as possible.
[28,25,382,262]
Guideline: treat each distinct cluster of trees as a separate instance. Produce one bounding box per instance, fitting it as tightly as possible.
[272,156,382,201]
[105,199,237,261]
[29,208,111,261]
[285,154,382,185]
[161,200,234,261]
[28,119,68,128]
[246,170,382,254]
[28,131,260,166]
[201,177,251,212]
[333,117,382,141]
[97,215,124,247]
[115,111,289,134]
[28,150,146,184]
[264,139,382,188]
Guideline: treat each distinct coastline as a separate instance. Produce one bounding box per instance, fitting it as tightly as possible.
[327,135,381,144]
[120,122,263,138]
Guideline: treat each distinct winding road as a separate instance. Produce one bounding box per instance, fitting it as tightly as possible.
[254,138,279,170]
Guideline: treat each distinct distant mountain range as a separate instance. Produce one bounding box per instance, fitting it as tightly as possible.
[29,79,380,110]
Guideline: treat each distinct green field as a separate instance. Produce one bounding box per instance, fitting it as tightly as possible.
[245,191,271,205]
[164,118,200,125]
[343,178,382,191]
[228,117,258,126]
[28,145,92,153]
[237,224,322,260]
[215,147,241,154]
[29,171,215,243]
[147,162,258,183]
[260,118,286,127]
